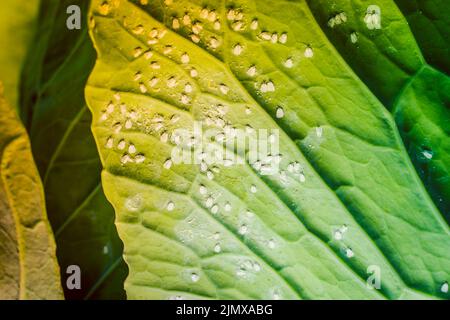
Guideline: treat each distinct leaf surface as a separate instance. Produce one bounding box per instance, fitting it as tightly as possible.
[307,0,450,217]
[0,85,63,300]
[20,0,127,299]
[86,0,450,299]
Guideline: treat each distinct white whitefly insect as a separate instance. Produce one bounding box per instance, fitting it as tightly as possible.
[118,140,126,150]
[164,158,173,169]
[276,107,285,119]
[181,52,190,64]
[232,44,243,56]
[250,19,258,30]
[247,65,257,77]
[219,84,229,94]
[364,5,382,30]
[284,58,293,68]
[205,197,214,208]
[128,144,137,154]
[199,185,207,195]
[105,137,114,149]
[304,47,314,58]
[167,201,175,211]
[190,273,200,282]
[239,224,248,235]
[172,18,180,29]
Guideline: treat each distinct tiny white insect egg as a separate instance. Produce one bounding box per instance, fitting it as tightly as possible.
[250,185,257,193]
[214,243,221,253]
[279,32,288,44]
[211,204,219,214]
[441,282,449,293]
[224,202,232,212]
